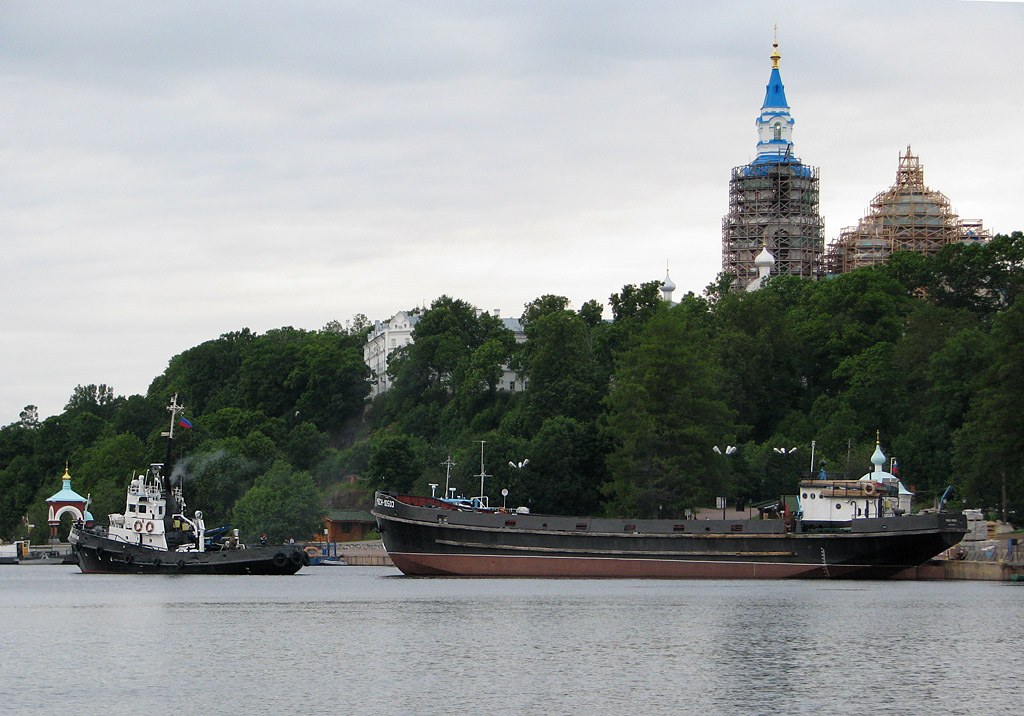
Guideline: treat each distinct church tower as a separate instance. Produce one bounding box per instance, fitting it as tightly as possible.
[722,40,824,290]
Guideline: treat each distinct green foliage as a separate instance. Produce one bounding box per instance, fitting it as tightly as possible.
[4,235,1024,537]
[375,296,516,442]
[519,416,607,515]
[953,301,1024,519]
[74,433,149,524]
[230,460,324,543]
[603,306,736,518]
[366,433,427,493]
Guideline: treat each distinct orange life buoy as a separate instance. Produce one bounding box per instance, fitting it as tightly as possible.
[134,520,143,532]
[146,521,154,533]
[864,483,875,495]
[304,545,320,558]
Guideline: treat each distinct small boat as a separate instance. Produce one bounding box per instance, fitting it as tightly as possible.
[373,442,967,579]
[0,540,29,565]
[69,396,308,575]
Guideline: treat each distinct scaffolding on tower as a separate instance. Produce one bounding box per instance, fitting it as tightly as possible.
[722,157,825,289]
[825,148,990,275]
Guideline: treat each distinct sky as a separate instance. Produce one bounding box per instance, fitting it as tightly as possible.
[2,0,1022,423]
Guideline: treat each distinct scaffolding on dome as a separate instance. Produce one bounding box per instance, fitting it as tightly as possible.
[825,148,990,275]
[722,157,824,290]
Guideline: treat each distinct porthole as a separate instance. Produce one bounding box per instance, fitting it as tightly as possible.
[809,494,816,499]
[835,504,842,510]
[802,492,808,498]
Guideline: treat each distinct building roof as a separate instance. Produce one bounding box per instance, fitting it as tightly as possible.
[327,509,375,523]
[46,467,87,504]
[762,66,789,109]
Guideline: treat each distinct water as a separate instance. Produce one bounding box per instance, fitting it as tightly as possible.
[2,565,1023,715]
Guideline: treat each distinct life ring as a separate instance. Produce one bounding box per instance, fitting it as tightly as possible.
[304,545,320,558]
[177,559,186,570]
[152,558,162,568]
[273,552,288,568]
[145,521,154,533]
[864,483,876,495]
[134,520,143,532]
[124,553,134,565]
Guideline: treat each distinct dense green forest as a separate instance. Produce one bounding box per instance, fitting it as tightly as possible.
[3,233,1023,542]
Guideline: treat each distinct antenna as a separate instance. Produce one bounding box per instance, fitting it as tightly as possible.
[475,440,490,506]
[441,455,456,500]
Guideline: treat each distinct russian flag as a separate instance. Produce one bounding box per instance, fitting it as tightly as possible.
[179,417,193,429]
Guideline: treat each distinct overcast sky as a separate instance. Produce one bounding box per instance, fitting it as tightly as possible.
[2,0,1022,422]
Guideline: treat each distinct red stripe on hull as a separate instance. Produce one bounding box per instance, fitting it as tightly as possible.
[387,552,871,579]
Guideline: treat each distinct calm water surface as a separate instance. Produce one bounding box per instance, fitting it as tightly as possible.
[2,565,1022,715]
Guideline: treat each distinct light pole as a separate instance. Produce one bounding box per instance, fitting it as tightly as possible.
[508,459,529,505]
[712,446,737,518]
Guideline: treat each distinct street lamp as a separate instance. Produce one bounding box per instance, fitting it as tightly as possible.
[712,446,737,517]
[507,460,529,509]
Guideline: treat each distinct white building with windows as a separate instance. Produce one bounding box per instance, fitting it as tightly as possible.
[363,311,419,398]
[363,309,526,399]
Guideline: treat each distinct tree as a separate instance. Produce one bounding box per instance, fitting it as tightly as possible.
[953,302,1024,519]
[72,433,148,533]
[18,406,40,429]
[515,308,604,432]
[519,416,607,516]
[379,296,516,440]
[603,304,736,518]
[64,384,121,418]
[230,460,324,542]
[709,281,807,443]
[365,433,427,493]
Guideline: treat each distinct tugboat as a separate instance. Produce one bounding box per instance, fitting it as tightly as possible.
[69,396,308,575]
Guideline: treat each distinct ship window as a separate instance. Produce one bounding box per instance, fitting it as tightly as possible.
[731,525,743,532]
[575,523,588,531]
[138,505,147,514]
[504,520,516,527]
[835,504,842,510]
[624,524,636,532]
[128,504,136,513]
[437,514,448,524]
[809,494,815,499]
[802,492,808,498]
[673,524,686,532]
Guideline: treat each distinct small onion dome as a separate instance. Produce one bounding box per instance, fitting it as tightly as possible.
[754,246,776,269]
[871,442,886,469]
[661,270,676,292]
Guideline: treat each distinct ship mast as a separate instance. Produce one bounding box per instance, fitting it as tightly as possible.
[441,455,456,500]
[160,393,186,467]
[159,394,187,522]
[475,440,490,507]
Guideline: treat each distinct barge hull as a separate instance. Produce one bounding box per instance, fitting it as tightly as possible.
[374,492,967,579]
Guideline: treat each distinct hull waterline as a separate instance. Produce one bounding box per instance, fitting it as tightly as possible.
[373,492,967,579]
[70,528,308,575]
